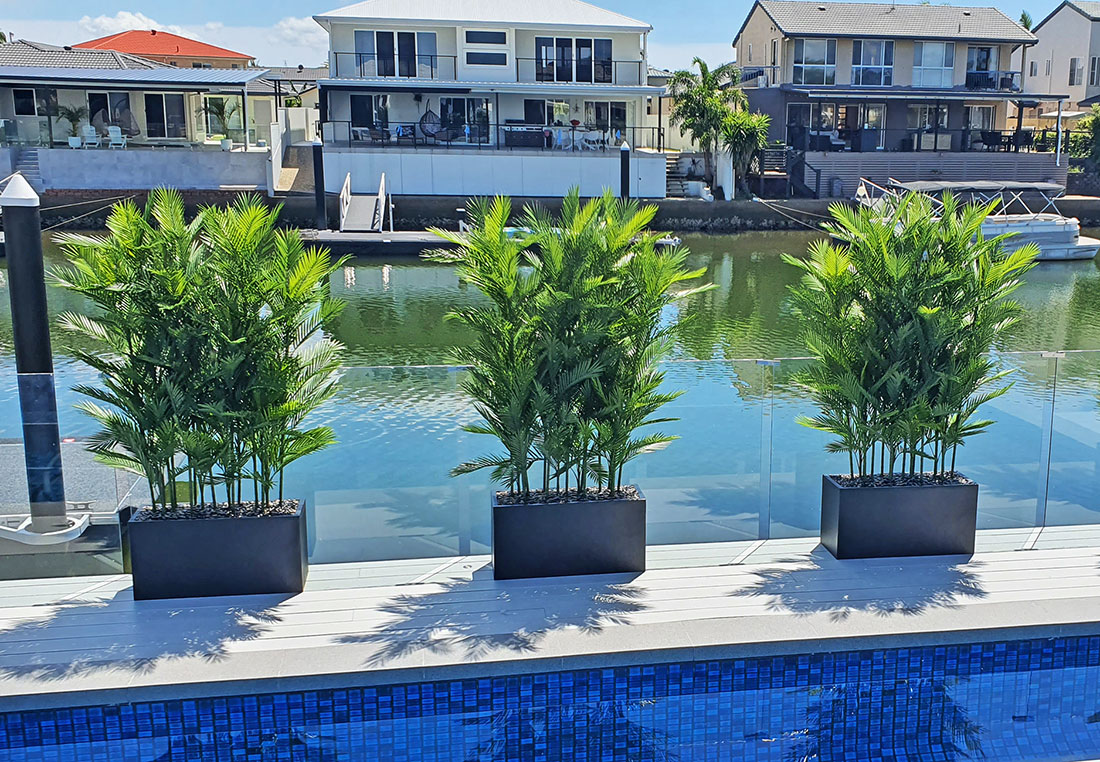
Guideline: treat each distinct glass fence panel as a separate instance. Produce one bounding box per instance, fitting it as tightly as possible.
[953,352,1052,530]
[1045,351,1100,526]
[769,358,847,538]
[621,360,766,545]
[285,365,487,564]
[0,361,124,580]
[769,352,1054,537]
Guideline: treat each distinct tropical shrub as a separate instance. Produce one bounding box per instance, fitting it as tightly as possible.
[430,190,710,499]
[1072,104,1100,164]
[51,189,345,512]
[721,109,771,198]
[667,58,745,187]
[784,192,1037,480]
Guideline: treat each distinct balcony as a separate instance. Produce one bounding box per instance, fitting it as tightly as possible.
[321,119,663,151]
[739,65,782,88]
[331,52,459,80]
[329,52,645,86]
[965,69,1022,92]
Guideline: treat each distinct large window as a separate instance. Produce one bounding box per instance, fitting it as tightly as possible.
[913,42,955,88]
[907,104,947,130]
[966,105,995,130]
[851,40,893,86]
[584,100,628,134]
[1092,57,1100,87]
[523,98,569,125]
[1070,57,1082,86]
[143,93,187,138]
[792,39,836,85]
[13,88,56,117]
[535,36,612,83]
[354,30,438,78]
[88,91,135,133]
[439,97,490,142]
[350,94,388,129]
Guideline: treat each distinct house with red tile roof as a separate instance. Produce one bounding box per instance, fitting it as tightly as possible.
[74,30,254,70]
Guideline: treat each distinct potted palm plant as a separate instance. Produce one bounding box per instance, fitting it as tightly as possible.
[58,105,88,148]
[430,190,710,580]
[52,190,345,599]
[784,193,1037,559]
[199,97,241,150]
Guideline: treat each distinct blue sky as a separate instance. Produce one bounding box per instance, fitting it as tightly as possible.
[4,0,1045,69]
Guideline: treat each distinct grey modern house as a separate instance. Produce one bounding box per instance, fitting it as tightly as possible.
[733,0,1068,196]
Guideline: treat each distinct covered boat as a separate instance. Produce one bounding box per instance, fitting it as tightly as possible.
[855,178,1100,261]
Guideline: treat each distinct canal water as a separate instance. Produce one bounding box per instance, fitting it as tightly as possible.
[3,231,1100,562]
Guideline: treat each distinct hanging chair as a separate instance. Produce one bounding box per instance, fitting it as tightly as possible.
[418,104,442,138]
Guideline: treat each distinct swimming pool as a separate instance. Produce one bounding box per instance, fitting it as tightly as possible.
[4,632,1100,761]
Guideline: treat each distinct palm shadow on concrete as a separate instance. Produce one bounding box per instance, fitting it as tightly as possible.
[338,568,649,667]
[731,547,987,622]
[0,593,287,682]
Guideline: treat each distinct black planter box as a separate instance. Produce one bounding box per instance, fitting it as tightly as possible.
[491,489,646,580]
[821,475,978,559]
[126,500,308,600]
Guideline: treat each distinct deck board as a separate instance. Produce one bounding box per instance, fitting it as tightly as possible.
[3,527,1100,711]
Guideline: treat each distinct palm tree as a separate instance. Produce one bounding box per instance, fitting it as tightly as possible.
[57,105,88,138]
[197,96,241,139]
[721,109,771,198]
[1019,10,1034,30]
[667,57,746,187]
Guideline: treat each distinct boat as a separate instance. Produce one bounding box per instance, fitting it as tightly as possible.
[854,178,1100,261]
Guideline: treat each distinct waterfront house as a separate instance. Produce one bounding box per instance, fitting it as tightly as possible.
[0,40,271,192]
[733,0,1067,196]
[312,0,668,197]
[1017,1,1100,120]
[73,30,256,70]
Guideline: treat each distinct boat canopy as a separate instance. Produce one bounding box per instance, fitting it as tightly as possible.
[884,180,1066,196]
[857,177,1066,216]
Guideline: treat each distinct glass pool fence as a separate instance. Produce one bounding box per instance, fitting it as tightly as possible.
[1,349,1098,577]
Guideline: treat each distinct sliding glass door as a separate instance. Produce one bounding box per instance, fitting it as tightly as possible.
[144,93,186,138]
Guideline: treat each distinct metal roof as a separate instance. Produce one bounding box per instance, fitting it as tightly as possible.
[263,66,329,82]
[781,84,1065,101]
[0,66,269,89]
[0,40,164,70]
[314,0,651,31]
[748,0,1036,43]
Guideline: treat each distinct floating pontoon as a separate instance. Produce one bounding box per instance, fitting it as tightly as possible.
[855,178,1100,261]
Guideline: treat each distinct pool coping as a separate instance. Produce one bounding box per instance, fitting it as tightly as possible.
[5,541,1100,714]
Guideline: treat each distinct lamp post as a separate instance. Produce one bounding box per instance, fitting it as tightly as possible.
[1,174,66,532]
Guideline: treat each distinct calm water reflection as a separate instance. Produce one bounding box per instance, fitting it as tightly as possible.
[2,231,1100,561]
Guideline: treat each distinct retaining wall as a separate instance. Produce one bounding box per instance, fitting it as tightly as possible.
[37,148,268,192]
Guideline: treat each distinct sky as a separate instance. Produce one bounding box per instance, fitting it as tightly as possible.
[2,0,1045,70]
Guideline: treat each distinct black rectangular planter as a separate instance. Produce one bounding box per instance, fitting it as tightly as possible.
[491,489,646,580]
[126,501,308,600]
[821,475,978,559]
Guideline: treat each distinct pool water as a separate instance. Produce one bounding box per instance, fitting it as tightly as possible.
[4,234,1100,563]
[5,633,1100,761]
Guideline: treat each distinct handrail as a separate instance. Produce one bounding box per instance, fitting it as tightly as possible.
[338,172,352,232]
[375,172,386,232]
[319,120,664,152]
[512,57,643,85]
[330,52,459,80]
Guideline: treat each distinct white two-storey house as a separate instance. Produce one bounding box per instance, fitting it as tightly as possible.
[312,0,667,197]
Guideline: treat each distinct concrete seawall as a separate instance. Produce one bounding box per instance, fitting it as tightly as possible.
[32,190,1100,235]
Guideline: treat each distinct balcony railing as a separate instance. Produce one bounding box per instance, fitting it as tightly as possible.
[513,58,645,86]
[321,120,664,151]
[331,52,459,80]
[965,69,1022,91]
[788,126,1062,153]
[739,65,782,88]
